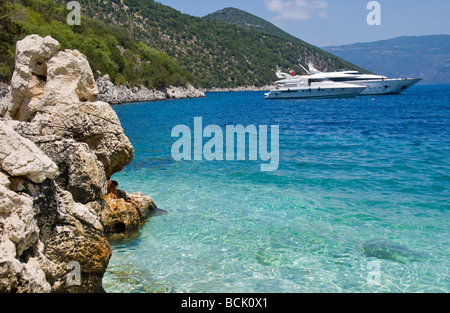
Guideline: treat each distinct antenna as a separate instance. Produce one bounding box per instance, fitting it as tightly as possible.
[298,61,310,74]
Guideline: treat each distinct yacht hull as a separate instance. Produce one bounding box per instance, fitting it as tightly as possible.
[264,86,366,99]
[342,78,422,95]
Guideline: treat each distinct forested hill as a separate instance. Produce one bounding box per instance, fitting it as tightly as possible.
[62,0,366,88]
[203,7,302,43]
[0,0,191,88]
[2,0,366,88]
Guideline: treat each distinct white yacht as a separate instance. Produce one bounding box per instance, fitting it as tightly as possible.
[306,63,422,95]
[264,67,367,100]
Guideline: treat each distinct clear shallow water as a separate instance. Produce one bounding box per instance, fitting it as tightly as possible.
[103,85,450,293]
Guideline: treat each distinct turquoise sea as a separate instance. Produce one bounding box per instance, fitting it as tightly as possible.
[103,85,449,293]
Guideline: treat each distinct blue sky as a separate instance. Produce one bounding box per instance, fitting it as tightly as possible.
[157,0,450,47]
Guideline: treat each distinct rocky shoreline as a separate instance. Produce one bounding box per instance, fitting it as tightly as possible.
[200,85,272,93]
[0,34,274,294]
[95,73,206,105]
[0,77,274,105]
[0,35,162,293]
[0,76,205,106]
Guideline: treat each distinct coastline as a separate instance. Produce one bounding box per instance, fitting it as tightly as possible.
[95,73,206,105]
[0,37,272,291]
[200,85,272,93]
[0,78,275,105]
[104,84,450,294]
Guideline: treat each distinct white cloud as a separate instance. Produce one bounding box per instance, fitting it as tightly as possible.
[265,0,329,21]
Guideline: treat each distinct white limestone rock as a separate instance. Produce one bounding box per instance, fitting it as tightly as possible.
[0,36,98,121]
[1,35,60,121]
[32,100,134,179]
[165,84,206,99]
[41,49,98,107]
[0,121,59,184]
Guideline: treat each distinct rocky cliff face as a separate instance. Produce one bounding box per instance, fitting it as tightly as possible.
[0,35,159,293]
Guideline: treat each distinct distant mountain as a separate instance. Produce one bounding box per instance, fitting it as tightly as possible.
[323,35,450,85]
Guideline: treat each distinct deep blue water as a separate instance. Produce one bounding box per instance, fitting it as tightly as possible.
[104,85,449,293]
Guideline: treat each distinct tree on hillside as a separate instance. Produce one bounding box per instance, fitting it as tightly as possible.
[0,0,23,82]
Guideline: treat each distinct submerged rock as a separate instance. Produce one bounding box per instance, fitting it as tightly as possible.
[361,240,427,264]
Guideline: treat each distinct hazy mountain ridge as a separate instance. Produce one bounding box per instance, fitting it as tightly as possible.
[323,35,450,85]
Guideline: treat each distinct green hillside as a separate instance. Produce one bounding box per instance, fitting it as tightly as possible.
[64,0,367,88]
[0,0,23,81]
[2,0,367,88]
[0,0,191,88]
[203,7,303,43]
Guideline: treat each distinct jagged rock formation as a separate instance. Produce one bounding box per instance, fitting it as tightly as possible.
[0,35,159,293]
[0,120,110,293]
[96,73,205,105]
